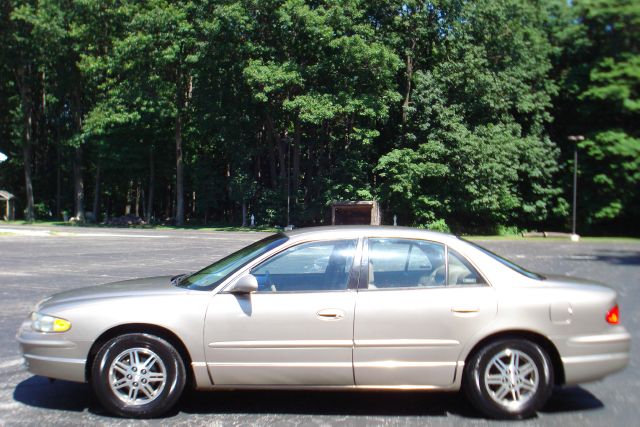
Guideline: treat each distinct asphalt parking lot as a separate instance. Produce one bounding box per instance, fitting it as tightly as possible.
[0,225,638,426]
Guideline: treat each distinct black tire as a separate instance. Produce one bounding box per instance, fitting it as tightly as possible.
[463,339,554,419]
[91,333,186,418]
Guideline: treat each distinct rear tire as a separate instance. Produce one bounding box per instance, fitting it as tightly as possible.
[91,333,186,418]
[463,339,553,419]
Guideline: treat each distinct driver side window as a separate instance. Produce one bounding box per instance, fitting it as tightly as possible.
[251,239,357,292]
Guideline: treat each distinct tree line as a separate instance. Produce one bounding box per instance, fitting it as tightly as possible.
[0,0,638,234]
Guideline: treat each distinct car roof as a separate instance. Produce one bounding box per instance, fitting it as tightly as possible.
[282,225,459,244]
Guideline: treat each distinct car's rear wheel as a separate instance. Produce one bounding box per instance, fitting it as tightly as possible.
[464,339,553,419]
[91,333,186,418]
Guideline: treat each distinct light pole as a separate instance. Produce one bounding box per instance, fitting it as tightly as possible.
[567,135,584,241]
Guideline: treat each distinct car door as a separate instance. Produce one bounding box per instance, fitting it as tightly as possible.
[353,237,497,386]
[204,238,360,385]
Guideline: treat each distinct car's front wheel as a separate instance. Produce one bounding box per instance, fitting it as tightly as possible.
[91,333,186,418]
[464,339,554,419]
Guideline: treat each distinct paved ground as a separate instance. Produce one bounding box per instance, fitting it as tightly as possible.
[0,225,638,426]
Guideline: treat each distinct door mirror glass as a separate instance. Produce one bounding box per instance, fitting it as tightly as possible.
[229,274,259,294]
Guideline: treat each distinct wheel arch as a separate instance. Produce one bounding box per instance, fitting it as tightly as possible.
[462,330,565,386]
[85,323,194,386]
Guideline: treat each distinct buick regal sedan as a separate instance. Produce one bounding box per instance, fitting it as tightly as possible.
[16,226,630,419]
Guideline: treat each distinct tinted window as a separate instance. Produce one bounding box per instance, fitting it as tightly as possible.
[367,238,445,289]
[447,249,486,286]
[252,239,357,292]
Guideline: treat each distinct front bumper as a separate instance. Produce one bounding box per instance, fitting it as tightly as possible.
[554,327,631,385]
[16,320,91,383]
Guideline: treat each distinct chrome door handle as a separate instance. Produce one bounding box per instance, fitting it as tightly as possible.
[451,307,479,313]
[316,309,345,320]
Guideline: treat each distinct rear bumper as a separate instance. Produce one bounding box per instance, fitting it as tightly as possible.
[16,321,90,383]
[555,328,631,385]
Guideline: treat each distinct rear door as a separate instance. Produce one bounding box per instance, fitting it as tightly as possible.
[353,237,497,386]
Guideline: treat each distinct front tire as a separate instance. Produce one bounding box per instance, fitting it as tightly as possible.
[91,333,186,418]
[464,339,554,419]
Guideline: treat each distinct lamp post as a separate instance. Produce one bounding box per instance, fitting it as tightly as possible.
[567,135,584,241]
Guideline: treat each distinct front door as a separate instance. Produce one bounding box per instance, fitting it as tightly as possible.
[204,238,359,385]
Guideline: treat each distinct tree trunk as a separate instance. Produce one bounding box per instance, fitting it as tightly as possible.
[402,39,416,125]
[16,65,35,221]
[146,147,155,222]
[174,71,191,226]
[55,124,61,219]
[241,200,247,227]
[265,120,278,188]
[23,141,35,221]
[73,146,85,221]
[92,161,101,222]
[175,112,184,225]
[135,180,141,217]
[72,85,85,221]
[165,184,172,220]
[125,180,133,215]
[293,118,301,192]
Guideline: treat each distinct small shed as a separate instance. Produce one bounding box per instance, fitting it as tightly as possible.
[0,191,15,221]
[331,201,381,225]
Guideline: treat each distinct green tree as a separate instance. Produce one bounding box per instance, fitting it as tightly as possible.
[376,0,563,231]
[561,0,639,232]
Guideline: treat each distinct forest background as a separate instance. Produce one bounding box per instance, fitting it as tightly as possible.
[0,0,638,235]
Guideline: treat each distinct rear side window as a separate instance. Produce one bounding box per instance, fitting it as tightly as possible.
[447,249,486,286]
[367,238,446,288]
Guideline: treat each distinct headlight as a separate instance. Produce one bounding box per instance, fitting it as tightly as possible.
[30,312,71,333]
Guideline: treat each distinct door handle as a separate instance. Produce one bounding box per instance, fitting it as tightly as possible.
[451,307,479,314]
[316,309,345,320]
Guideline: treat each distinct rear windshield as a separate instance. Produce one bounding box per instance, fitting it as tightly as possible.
[460,238,545,281]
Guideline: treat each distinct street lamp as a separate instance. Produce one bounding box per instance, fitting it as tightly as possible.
[567,135,584,241]
[0,151,7,163]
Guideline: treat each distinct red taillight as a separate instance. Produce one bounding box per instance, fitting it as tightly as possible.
[606,305,619,324]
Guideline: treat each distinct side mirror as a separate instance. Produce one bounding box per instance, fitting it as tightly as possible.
[229,274,258,294]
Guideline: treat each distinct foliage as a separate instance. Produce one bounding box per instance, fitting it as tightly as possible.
[0,0,637,234]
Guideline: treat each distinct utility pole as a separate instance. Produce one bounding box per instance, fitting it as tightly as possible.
[568,135,584,242]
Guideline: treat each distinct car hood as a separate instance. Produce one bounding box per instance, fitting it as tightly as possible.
[37,276,188,310]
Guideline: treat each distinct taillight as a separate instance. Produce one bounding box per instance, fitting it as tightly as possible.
[606,305,619,324]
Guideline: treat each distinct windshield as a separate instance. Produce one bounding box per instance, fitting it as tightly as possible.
[178,234,288,290]
[461,238,545,280]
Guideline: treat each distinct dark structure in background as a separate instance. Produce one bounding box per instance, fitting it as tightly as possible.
[331,201,381,225]
[0,190,14,220]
